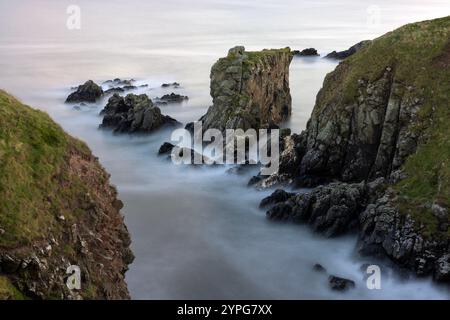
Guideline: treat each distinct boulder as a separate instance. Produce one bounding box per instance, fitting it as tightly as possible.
[158,142,175,155]
[66,80,103,103]
[328,275,355,291]
[99,93,179,133]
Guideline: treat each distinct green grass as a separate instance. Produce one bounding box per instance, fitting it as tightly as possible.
[316,16,450,239]
[0,276,26,300]
[0,90,92,247]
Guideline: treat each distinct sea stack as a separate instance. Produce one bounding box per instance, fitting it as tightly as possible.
[199,46,293,131]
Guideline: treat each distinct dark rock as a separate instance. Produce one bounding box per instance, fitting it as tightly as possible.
[161,82,180,88]
[259,189,295,208]
[435,254,450,282]
[99,93,179,133]
[158,142,175,155]
[0,254,21,274]
[325,40,371,60]
[248,175,263,186]
[156,93,189,104]
[122,85,138,91]
[266,182,366,237]
[293,48,319,56]
[66,80,103,103]
[185,122,195,133]
[104,87,125,94]
[313,263,327,273]
[170,147,213,165]
[328,275,355,291]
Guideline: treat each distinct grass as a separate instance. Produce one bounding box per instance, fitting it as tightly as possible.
[315,16,450,239]
[0,90,92,247]
[0,276,26,300]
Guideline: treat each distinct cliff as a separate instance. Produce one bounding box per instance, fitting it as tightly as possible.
[262,16,450,281]
[0,91,134,299]
[200,46,293,131]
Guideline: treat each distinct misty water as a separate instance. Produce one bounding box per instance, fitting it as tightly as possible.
[1,0,450,299]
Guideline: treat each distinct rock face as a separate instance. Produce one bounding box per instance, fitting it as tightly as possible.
[0,91,133,299]
[100,93,179,133]
[199,46,293,131]
[66,80,103,103]
[325,40,371,60]
[261,17,450,281]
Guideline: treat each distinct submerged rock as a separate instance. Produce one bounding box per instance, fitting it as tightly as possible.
[161,82,180,88]
[325,40,371,60]
[328,276,355,291]
[313,264,327,273]
[66,80,103,103]
[100,93,179,133]
[158,142,175,155]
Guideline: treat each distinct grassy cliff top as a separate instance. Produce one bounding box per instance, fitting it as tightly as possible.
[317,16,450,238]
[0,90,92,248]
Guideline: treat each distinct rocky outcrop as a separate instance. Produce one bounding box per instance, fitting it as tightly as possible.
[199,46,293,131]
[100,93,179,133]
[293,48,319,56]
[325,40,371,60]
[263,179,385,237]
[155,93,189,105]
[0,91,133,299]
[261,17,450,282]
[66,80,103,103]
[292,67,424,186]
[328,276,355,291]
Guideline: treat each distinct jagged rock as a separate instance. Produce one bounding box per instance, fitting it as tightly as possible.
[66,80,103,103]
[328,275,355,291]
[260,17,450,283]
[100,93,179,133]
[156,93,189,104]
[266,182,366,237]
[293,48,319,56]
[199,46,293,132]
[325,40,371,60]
[158,142,175,155]
[357,193,448,277]
[259,189,295,208]
[435,254,450,282]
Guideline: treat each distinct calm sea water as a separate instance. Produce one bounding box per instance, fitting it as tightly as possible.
[1,0,449,299]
